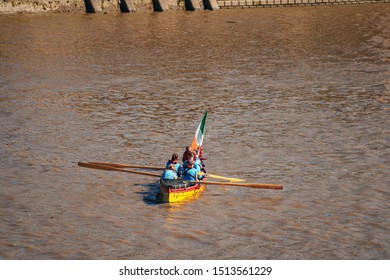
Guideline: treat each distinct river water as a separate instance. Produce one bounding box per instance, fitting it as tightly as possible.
[0,4,389,260]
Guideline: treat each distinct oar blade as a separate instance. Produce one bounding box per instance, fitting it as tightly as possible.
[78,162,115,171]
[87,162,164,170]
[208,173,246,182]
[78,162,161,177]
[202,180,283,190]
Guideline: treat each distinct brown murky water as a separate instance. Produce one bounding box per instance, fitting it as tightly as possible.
[0,4,389,259]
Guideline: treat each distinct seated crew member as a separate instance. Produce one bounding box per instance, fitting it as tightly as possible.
[194,154,207,180]
[161,164,178,180]
[166,153,181,177]
[193,146,207,174]
[182,150,196,174]
[197,146,207,162]
[182,159,198,182]
[182,146,194,163]
[194,154,202,173]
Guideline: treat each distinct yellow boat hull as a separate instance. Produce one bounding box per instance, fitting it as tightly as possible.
[159,179,205,203]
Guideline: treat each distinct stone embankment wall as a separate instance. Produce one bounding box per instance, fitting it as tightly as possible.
[0,0,388,13]
[0,0,156,13]
[218,0,389,9]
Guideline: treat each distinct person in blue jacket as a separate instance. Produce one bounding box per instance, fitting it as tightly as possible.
[194,155,202,173]
[165,153,181,177]
[161,164,178,180]
[182,159,198,182]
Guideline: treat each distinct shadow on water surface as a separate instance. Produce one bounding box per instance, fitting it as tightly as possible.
[134,181,163,205]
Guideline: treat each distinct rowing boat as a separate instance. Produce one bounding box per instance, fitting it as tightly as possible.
[159,178,206,203]
[77,112,283,202]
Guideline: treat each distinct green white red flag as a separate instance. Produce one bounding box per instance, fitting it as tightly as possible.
[191,111,208,151]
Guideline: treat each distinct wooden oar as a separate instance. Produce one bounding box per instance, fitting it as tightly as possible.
[201,180,283,190]
[87,162,164,171]
[78,162,161,177]
[79,162,282,190]
[87,161,245,182]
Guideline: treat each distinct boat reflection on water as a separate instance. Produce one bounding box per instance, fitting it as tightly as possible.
[143,181,206,225]
[163,190,206,220]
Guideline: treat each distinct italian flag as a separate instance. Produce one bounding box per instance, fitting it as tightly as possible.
[191,111,208,151]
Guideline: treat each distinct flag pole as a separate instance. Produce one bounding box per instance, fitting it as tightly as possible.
[191,111,208,151]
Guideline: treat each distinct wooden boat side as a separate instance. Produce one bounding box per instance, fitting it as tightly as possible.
[159,179,206,203]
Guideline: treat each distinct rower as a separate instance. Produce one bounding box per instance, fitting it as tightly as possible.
[197,146,207,165]
[182,159,198,182]
[161,164,178,180]
[194,154,202,173]
[182,146,194,163]
[182,150,196,174]
[166,153,181,177]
